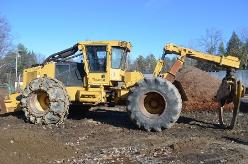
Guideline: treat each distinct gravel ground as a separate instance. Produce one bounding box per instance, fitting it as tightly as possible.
[0,106,247,164]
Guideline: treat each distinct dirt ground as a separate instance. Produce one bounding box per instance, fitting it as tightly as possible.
[0,106,247,164]
[0,67,247,163]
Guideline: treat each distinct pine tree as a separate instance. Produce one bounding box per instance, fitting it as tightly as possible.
[241,41,248,69]
[135,55,146,73]
[218,42,226,55]
[145,54,157,73]
[226,32,245,67]
[226,32,241,57]
[17,44,36,74]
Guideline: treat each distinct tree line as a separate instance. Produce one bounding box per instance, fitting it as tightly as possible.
[0,15,247,86]
[127,54,176,74]
[130,28,248,73]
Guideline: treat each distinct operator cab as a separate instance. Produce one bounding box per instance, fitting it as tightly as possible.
[80,41,131,86]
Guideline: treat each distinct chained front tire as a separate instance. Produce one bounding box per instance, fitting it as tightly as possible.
[21,77,69,124]
[127,77,182,132]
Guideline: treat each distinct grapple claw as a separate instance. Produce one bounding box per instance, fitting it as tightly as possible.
[216,76,244,129]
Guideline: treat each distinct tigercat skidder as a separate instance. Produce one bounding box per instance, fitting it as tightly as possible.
[0,41,245,131]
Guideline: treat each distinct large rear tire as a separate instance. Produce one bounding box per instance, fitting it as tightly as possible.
[127,77,182,132]
[21,77,69,124]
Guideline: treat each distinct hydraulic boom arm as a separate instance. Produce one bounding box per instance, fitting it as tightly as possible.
[153,43,240,81]
[164,44,240,68]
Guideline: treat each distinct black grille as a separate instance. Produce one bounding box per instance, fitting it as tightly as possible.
[55,62,85,86]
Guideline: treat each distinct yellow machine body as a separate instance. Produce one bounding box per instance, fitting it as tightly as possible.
[2,41,144,113]
[1,41,244,114]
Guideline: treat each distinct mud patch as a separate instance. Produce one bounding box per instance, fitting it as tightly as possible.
[0,127,74,164]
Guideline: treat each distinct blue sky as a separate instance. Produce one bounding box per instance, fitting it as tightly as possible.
[0,0,247,59]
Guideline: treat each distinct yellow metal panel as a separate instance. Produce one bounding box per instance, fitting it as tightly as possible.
[116,89,129,100]
[110,69,125,81]
[87,73,109,86]
[66,86,106,104]
[77,90,103,103]
[23,67,39,87]
[123,71,144,88]
[22,63,56,89]
[4,93,21,113]
[39,63,56,78]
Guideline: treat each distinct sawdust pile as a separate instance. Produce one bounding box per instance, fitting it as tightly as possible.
[176,66,222,112]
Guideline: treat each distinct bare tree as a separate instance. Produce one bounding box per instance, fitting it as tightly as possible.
[199,28,223,54]
[35,53,46,64]
[238,27,248,43]
[197,28,223,71]
[0,15,11,58]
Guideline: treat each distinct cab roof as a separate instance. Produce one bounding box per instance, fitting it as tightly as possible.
[78,40,132,51]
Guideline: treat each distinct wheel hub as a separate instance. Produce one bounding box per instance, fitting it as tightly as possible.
[140,91,166,118]
[29,90,50,115]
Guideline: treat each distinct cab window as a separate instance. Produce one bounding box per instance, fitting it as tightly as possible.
[86,46,107,72]
[111,47,127,70]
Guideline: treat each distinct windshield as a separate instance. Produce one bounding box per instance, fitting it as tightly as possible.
[87,46,107,72]
[111,47,127,70]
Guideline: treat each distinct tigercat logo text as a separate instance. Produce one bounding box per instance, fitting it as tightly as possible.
[80,95,96,98]
[91,78,105,81]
